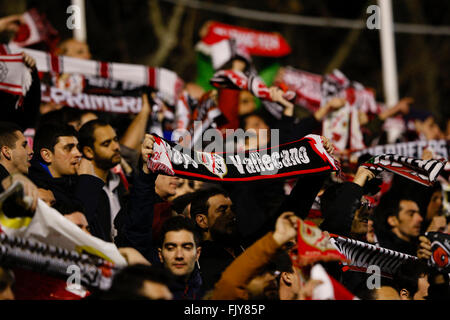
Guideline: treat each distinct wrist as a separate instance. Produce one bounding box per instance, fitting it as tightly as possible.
[272,232,285,246]
[353,174,367,187]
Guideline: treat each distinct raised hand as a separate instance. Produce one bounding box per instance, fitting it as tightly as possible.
[273,212,300,246]
[141,134,156,174]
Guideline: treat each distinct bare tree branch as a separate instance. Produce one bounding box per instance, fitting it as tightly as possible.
[174,8,197,76]
[149,0,165,39]
[146,0,186,67]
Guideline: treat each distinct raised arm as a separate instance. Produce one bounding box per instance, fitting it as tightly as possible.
[115,134,159,261]
[212,212,299,300]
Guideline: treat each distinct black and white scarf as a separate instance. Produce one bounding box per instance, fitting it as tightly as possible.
[352,139,449,161]
[362,154,447,187]
[147,134,338,182]
[329,235,417,277]
[0,233,119,290]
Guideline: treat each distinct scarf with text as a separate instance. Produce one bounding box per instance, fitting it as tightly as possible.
[0,233,119,291]
[39,72,146,114]
[147,134,338,182]
[1,44,184,107]
[329,234,417,277]
[362,154,447,187]
[196,21,291,58]
[352,139,449,161]
[0,181,127,266]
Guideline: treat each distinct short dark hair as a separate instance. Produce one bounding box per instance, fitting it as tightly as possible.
[190,185,229,222]
[38,107,82,128]
[100,264,174,300]
[78,119,111,151]
[53,200,86,216]
[159,216,201,248]
[0,121,22,149]
[238,111,270,130]
[33,123,78,162]
[373,190,420,233]
[272,249,294,274]
[393,260,430,298]
[171,191,197,215]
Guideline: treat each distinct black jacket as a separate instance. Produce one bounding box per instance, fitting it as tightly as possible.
[320,182,364,237]
[376,229,419,256]
[198,240,244,292]
[1,67,41,131]
[76,172,129,243]
[169,267,204,300]
[224,179,285,247]
[115,169,159,262]
[28,159,86,207]
[28,159,128,242]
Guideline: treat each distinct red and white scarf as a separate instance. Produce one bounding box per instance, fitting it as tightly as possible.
[321,70,371,151]
[0,53,32,107]
[3,44,184,107]
[10,8,59,50]
[196,21,291,58]
[210,69,295,102]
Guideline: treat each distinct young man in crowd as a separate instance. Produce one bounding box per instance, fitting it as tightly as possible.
[28,123,93,208]
[77,119,128,242]
[157,215,203,300]
[393,260,430,300]
[0,122,33,181]
[373,190,424,256]
[189,186,244,292]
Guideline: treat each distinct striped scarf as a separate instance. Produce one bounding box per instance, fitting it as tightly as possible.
[362,154,447,187]
[329,235,417,277]
[0,233,119,290]
[210,69,295,103]
[0,53,33,107]
[2,44,184,107]
[321,70,366,151]
[147,134,338,182]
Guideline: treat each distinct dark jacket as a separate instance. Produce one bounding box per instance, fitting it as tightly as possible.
[320,182,364,237]
[115,169,158,262]
[0,67,41,131]
[28,159,87,207]
[376,229,419,256]
[76,172,129,243]
[28,159,128,242]
[198,240,244,292]
[169,267,204,300]
[224,179,285,247]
